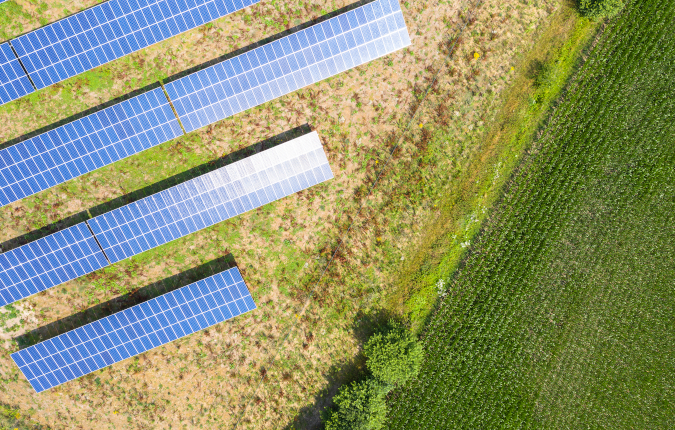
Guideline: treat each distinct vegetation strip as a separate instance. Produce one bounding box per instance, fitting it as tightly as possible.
[391,1,601,329]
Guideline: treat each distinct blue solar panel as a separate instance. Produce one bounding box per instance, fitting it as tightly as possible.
[11,266,256,393]
[0,42,35,107]
[0,87,182,208]
[88,131,332,263]
[12,0,260,90]
[165,0,410,132]
[0,223,109,307]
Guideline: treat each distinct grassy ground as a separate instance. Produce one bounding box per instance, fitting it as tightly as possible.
[0,0,572,428]
[386,0,675,427]
[388,0,600,330]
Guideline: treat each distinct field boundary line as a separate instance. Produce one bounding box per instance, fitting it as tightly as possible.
[232,0,484,427]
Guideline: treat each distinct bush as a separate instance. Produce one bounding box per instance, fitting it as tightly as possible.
[324,379,389,430]
[363,320,423,386]
[323,320,423,429]
[578,0,625,20]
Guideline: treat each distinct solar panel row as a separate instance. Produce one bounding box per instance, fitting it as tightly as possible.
[1,0,408,208]
[165,0,410,132]
[0,132,331,308]
[0,88,182,208]
[11,267,256,393]
[0,223,109,307]
[0,42,35,107]
[12,0,260,90]
[88,131,331,263]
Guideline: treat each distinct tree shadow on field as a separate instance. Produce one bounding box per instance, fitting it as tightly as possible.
[0,124,311,254]
[283,308,395,430]
[12,254,236,349]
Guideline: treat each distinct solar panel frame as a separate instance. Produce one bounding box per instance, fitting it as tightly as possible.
[0,87,183,208]
[0,42,35,106]
[88,131,332,263]
[11,266,256,393]
[12,0,260,90]
[165,0,410,133]
[0,223,109,307]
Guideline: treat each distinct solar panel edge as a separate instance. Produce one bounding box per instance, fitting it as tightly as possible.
[0,0,392,204]
[88,131,331,263]
[14,0,259,92]
[11,266,255,393]
[166,0,410,133]
[0,42,35,107]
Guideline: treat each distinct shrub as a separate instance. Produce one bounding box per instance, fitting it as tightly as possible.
[364,320,423,386]
[578,0,625,20]
[324,379,389,430]
[323,320,423,429]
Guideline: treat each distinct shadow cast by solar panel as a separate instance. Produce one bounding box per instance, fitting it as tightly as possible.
[13,254,236,349]
[163,0,376,86]
[0,123,311,253]
[0,80,164,153]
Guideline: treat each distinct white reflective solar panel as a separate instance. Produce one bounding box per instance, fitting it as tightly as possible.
[0,88,182,207]
[0,223,109,307]
[12,0,259,90]
[0,42,35,106]
[165,0,410,132]
[88,131,332,263]
[11,267,256,393]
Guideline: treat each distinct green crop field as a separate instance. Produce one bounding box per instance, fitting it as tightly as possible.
[386,0,675,427]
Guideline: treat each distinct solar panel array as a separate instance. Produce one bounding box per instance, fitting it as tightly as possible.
[0,132,331,307]
[11,266,256,392]
[0,223,109,307]
[0,42,35,107]
[89,131,332,263]
[165,0,410,132]
[0,88,182,207]
[11,0,260,90]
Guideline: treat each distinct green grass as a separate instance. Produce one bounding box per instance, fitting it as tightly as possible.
[391,2,599,330]
[386,0,675,427]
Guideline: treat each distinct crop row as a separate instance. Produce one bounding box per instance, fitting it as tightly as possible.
[385,0,675,427]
